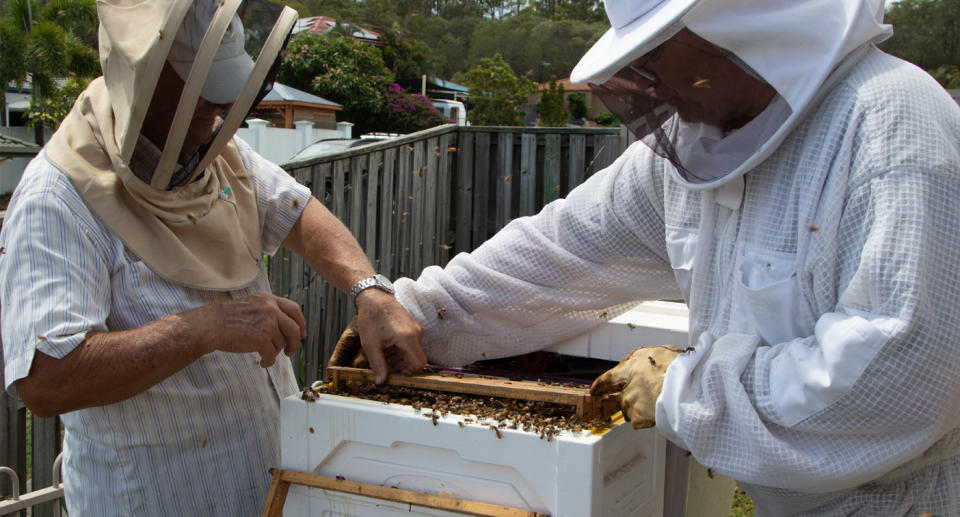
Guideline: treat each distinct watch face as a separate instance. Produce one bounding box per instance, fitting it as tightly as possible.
[375,274,395,293]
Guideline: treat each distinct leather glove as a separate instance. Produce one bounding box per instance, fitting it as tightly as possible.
[327,316,369,369]
[590,345,686,429]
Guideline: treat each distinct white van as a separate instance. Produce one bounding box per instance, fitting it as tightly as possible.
[431,99,468,126]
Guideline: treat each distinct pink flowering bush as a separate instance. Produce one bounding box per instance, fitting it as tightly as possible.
[382,83,451,133]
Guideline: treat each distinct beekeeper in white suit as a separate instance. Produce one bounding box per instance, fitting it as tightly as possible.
[335,0,960,514]
[0,0,424,514]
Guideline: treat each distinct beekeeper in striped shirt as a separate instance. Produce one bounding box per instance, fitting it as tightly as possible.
[0,1,424,514]
[337,0,960,514]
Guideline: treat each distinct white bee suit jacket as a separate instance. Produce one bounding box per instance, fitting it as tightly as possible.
[393,2,960,514]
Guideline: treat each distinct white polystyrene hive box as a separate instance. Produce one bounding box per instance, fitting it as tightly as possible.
[280,393,666,516]
[278,301,688,516]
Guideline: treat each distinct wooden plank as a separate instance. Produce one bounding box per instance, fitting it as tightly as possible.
[454,132,474,254]
[283,124,459,168]
[422,138,440,268]
[364,151,383,267]
[0,364,27,506]
[436,133,453,266]
[542,134,561,206]
[495,132,514,231]
[261,468,291,517]
[411,140,427,274]
[288,167,312,377]
[567,134,586,195]
[396,143,414,278]
[330,366,584,405]
[519,133,537,217]
[599,135,620,171]
[270,469,549,517]
[332,159,348,220]
[471,133,490,248]
[30,415,60,517]
[461,126,619,136]
[349,155,365,240]
[379,148,398,279]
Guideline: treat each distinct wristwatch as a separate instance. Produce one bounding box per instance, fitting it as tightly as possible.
[349,274,395,299]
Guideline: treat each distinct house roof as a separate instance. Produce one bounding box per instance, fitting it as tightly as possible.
[262,83,342,108]
[0,132,41,158]
[537,78,592,93]
[292,16,381,42]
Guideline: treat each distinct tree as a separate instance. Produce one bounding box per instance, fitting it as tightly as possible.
[1,0,99,139]
[881,0,960,87]
[278,31,395,132]
[379,21,437,82]
[537,76,567,126]
[458,53,536,126]
[567,91,587,120]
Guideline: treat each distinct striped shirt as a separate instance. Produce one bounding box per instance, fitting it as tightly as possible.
[0,137,311,516]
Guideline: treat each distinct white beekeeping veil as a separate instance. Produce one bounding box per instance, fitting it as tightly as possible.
[572,0,892,189]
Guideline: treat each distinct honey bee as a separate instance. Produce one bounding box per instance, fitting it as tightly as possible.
[158,29,164,39]
[448,147,458,152]
[648,356,657,366]
[809,224,820,232]
[692,77,712,88]
[437,306,447,320]
[627,323,636,330]
[504,176,511,182]
[707,468,715,479]
[187,213,198,224]
[336,475,345,481]
[201,439,207,448]
[599,311,608,319]
[291,199,300,210]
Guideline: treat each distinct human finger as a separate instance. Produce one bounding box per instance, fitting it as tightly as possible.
[590,365,628,395]
[361,341,390,384]
[276,310,303,356]
[274,295,307,339]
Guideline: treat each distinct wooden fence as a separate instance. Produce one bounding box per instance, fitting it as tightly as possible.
[0,124,625,512]
[269,124,624,387]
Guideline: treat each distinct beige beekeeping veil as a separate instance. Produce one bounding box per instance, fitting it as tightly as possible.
[44,0,297,290]
[572,0,893,189]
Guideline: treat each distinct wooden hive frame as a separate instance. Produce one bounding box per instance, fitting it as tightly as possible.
[326,366,620,420]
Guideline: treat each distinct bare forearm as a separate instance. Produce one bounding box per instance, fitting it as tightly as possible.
[16,292,305,417]
[282,197,375,292]
[16,312,209,417]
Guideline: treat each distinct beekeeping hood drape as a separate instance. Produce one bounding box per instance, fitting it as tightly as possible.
[44,0,297,290]
[571,0,892,190]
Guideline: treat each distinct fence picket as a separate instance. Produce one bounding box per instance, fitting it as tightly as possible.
[519,134,537,217]
[495,132,514,231]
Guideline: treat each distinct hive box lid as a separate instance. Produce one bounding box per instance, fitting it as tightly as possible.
[545,301,689,361]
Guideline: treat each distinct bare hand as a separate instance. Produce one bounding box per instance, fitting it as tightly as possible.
[353,289,426,383]
[191,292,306,368]
[590,345,686,429]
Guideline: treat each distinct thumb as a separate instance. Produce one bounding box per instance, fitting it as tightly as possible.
[590,367,626,396]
